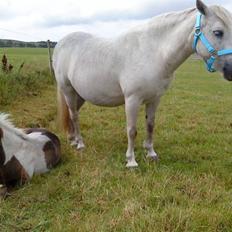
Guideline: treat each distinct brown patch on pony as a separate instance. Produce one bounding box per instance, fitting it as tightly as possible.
[148,124,154,134]
[43,141,60,169]
[129,127,137,139]
[25,128,61,169]
[0,156,29,186]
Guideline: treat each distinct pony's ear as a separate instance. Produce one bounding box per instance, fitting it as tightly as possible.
[196,0,209,15]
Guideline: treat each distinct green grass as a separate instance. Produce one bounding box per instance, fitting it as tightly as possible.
[0,48,53,105]
[1,49,232,231]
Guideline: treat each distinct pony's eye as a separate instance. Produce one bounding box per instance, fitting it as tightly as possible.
[213,30,224,38]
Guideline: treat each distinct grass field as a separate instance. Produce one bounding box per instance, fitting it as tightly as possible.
[1,48,232,231]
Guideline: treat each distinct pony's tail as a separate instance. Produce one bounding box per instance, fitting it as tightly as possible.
[57,87,70,133]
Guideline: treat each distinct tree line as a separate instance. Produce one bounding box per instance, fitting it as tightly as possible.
[0,39,57,48]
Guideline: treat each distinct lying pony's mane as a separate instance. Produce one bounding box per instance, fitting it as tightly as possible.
[0,113,27,140]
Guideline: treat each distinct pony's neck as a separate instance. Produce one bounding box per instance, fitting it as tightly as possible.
[149,8,197,73]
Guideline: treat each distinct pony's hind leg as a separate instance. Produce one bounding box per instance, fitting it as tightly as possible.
[143,99,160,161]
[62,86,85,150]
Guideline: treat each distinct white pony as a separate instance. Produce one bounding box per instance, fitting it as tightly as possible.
[53,0,232,167]
[0,113,61,197]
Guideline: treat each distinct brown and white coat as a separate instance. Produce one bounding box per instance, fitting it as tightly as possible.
[0,113,61,196]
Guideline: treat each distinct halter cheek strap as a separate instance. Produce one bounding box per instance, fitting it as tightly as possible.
[193,13,232,72]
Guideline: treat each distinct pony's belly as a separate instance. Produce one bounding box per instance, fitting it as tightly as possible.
[90,96,125,107]
[73,77,125,106]
[79,90,125,106]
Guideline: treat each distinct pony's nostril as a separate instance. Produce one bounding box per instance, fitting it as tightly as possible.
[223,63,232,81]
[223,63,232,74]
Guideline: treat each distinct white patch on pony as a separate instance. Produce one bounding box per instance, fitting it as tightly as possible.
[21,132,50,174]
[0,114,50,177]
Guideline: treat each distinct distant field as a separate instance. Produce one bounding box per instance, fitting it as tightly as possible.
[0,47,49,66]
[1,48,232,231]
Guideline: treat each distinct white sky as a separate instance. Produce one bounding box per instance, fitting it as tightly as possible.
[0,0,231,42]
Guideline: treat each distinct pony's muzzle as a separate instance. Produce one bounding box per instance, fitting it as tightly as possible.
[223,62,232,81]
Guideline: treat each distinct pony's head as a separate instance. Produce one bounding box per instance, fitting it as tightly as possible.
[195,0,232,81]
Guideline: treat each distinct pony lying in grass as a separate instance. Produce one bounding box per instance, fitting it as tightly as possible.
[53,0,232,167]
[0,113,61,198]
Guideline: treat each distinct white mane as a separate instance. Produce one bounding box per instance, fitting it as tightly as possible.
[0,113,27,139]
[0,113,15,128]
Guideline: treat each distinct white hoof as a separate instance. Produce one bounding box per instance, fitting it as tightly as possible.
[147,151,159,161]
[148,155,159,162]
[147,154,159,161]
[126,160,138,168]
[77,141,85,150]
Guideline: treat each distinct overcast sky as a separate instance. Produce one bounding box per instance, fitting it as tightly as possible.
[0,0,232,42]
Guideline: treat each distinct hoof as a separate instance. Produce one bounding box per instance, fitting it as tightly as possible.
[126,160,138,168]
[146,150,159,162]
[76,140,85,150]
[147,155,159,162]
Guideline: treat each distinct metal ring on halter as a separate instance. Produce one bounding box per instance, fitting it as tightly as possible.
[194,29,201,36]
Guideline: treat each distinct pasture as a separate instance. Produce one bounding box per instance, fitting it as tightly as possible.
[1,48,232,231]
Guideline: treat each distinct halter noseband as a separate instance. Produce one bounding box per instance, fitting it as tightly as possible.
[193,13,232,72]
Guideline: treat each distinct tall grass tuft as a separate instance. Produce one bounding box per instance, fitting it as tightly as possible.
[0,68,54,105]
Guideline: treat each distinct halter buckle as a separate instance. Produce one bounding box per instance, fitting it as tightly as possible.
[194,29,201,37]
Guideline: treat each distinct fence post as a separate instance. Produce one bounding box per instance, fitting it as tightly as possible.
[47,40,54,77]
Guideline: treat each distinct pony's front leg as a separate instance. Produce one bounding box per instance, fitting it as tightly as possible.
[125,97,140,168]
[143,99,160,161]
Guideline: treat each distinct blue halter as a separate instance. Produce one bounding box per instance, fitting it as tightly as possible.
[193,13,232,72]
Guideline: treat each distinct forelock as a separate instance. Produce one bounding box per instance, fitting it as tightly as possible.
[210,5,232,26]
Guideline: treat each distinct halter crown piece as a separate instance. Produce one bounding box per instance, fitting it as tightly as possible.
[193,13,232,72]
